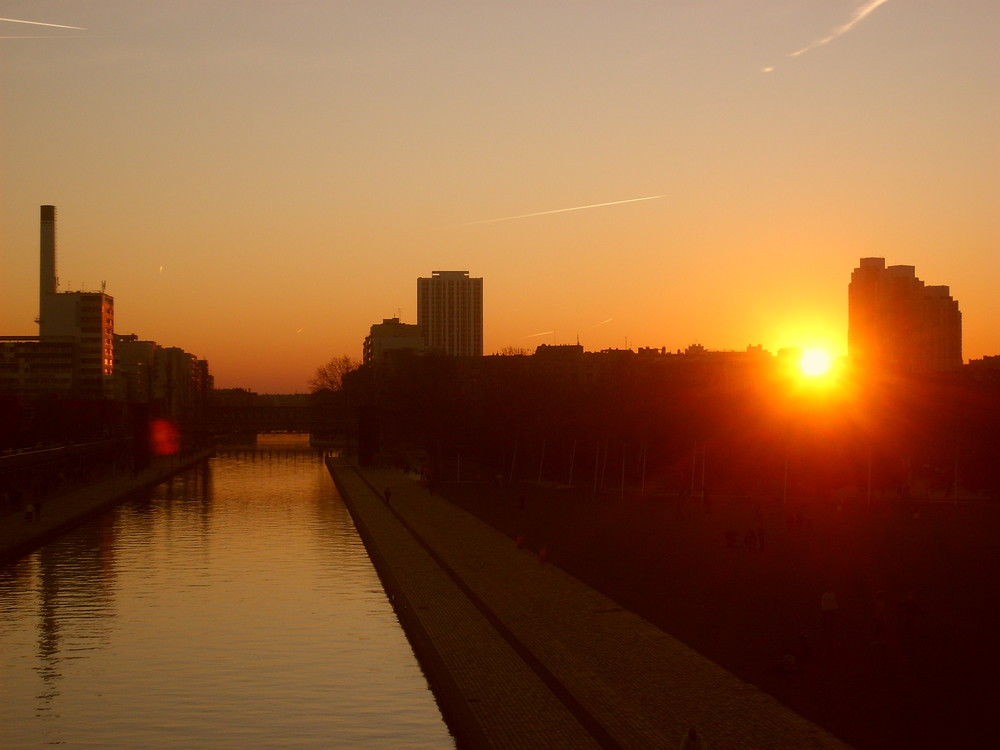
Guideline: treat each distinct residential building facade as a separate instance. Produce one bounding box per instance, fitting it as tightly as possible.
[416,271,483,356]
[363,317,426,366]
[848,257,962,373]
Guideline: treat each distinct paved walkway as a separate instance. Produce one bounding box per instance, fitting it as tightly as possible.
[328,458,853,750]
[0,452,211,566]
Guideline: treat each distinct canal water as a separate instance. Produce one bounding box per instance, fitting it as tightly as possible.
[0,436,454,748]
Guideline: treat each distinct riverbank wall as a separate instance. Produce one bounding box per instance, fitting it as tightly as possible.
[0,450,213,566]
[326,456,851,750]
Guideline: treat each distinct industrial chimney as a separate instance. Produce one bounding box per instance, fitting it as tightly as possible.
[40,205,57,309]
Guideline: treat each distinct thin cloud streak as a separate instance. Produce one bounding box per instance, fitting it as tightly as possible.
[789,0,892,58]
[0,17,86,30]
[460,195,664,226]
[763,0,892,72]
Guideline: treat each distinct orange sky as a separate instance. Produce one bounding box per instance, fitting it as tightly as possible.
[2,2,997,392]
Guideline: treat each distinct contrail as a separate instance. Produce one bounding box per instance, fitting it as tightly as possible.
[460,195,664,226]
[0,17,86,30]
[762,0,892,72]
[525,331,554,338]
[789,0,892,58]
[590,318,614,328]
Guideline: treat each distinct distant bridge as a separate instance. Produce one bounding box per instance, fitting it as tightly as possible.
[208,402,319,433]
[205,396,354,441]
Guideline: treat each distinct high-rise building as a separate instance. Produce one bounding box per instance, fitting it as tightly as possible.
[848,257,962,373]
[417,271,483,357]
[28,206,117,398]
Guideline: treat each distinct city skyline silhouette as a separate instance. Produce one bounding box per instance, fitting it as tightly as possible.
[2,2,997,393]
[1,202,985,396]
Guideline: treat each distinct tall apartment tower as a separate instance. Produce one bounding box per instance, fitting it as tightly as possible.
[848,257,962,373]
[416,271,483,356]
[38,205,116,398]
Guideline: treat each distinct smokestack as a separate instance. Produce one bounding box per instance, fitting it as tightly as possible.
[40,205,57,297]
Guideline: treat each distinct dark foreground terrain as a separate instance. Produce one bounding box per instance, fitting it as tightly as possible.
[436,481,999,749]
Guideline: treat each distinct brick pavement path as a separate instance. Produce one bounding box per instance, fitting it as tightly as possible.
[329,458,853,750]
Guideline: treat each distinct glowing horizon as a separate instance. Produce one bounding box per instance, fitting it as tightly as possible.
[1,2,995,393]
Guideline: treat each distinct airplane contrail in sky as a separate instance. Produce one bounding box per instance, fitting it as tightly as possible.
[790,0,892,57]
[762,0,892,72]
[460,195,664,226]
[0,17,86,30]
[525,331,554,338]
[590,318,614,328]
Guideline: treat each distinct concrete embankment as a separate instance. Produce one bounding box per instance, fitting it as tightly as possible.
[0,451,212,566]
[327,457,853,750]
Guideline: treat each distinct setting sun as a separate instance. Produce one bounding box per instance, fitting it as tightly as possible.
[799,348,833,377]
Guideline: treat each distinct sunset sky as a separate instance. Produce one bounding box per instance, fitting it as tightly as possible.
[2,1,997,393]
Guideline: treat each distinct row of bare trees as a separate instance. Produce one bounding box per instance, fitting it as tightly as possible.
[311,351,1000,500]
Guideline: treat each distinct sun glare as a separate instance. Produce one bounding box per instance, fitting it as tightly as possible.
[799,348,832,377]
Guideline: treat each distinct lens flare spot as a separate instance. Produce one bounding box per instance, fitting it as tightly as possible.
[150,418,181,456]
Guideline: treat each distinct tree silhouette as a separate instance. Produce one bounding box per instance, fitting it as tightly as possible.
[310,355,361,393]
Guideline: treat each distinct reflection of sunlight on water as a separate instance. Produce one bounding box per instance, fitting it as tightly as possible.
[255,432,311,448]
[0,453,454,749]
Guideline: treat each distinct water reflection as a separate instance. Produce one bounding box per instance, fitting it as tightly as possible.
[1,437,453,748]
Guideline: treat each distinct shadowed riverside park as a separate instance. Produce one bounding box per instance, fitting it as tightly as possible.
[335,346,1000,748]
[425,476,1000,749]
